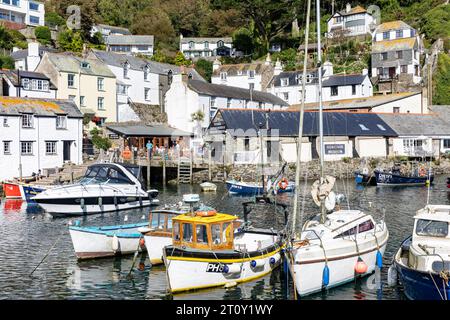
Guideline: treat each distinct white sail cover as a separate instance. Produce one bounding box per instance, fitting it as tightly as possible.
[311,175,336,207]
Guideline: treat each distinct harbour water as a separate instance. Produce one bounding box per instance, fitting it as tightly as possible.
[1,175,449,300]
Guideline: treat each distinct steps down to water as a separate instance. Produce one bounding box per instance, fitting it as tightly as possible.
[178,157,192,184]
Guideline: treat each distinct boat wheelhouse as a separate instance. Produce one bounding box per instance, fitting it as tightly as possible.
[164,209,283,293]
[394,205,450,300]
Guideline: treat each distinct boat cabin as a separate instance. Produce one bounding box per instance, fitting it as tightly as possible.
[144,210,177,238]
[80,163,143,186]
[172,210,238,250]
[404,205,450,272]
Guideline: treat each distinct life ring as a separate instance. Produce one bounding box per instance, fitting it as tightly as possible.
[196,209,217,217]
[278,178,289,190]
[419,168,427,177]
[122,147,132,160]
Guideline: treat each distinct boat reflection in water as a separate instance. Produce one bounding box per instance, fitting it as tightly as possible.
[2,199,43,214]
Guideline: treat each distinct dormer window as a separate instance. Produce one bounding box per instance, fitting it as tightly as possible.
[144,66,149,81]
[281,78,289,86]
[22,78,29,90]
[22,114,33,128]
[248,70,255,79]
[81,61,90,69]
[220,72,227,80]
[188,41,195,49]
[217,40,224,48]
[204,41,209,49]
[56,115,67,129]
[123,62,129,78]
[396,30,403,38]
[383,32,389,40]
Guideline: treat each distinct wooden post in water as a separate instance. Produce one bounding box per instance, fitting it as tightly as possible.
[190,149,193,184]
[19,163,22,182]
[147,157,151,189]
[162,150,166,186]
[208,149,212,181]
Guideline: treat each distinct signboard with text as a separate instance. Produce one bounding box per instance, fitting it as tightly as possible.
[324,144,345,155]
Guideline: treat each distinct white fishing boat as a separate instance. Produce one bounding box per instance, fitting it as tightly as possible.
[163,208,283,294]
[392,205,450,300]
[287,0,389,298]
[200,182,217,192]
[33,162,159,216]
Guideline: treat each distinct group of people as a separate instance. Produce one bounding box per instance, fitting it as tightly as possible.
[145,140,181,160]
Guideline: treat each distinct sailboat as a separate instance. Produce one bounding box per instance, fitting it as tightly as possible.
[286,0,389,297]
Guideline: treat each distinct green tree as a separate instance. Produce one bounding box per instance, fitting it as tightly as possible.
[174,51,191,66]
[433,53,450,105]
[233,27,255,55]
[55,0,99,39]
[57,29,84,52]
[420,4,450,42]
[194,59,213,82]
[98,0,152,27]
[130,7,176,48]
[0,55,14,69]
[34,26,52,45]
[272,48,299,71]
[45,12,66,28]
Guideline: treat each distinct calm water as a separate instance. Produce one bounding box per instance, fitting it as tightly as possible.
[1,176,449,300]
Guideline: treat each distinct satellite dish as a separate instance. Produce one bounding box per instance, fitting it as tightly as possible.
[325,191,336,211]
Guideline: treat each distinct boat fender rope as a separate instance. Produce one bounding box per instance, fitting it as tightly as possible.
[430,271,445,300]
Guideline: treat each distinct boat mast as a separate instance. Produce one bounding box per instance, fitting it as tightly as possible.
[291,0,311,238]
[316,0,326,224]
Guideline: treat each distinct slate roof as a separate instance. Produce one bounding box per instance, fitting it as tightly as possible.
[180,37,232,44]
[378,112,450,137]
[107,123,192,137]
[106,35,154,46]
[45,52,115,78]
[208,109,397,137]
[91,50,206,81]
[0,97,82,118]
[372,37,417,53]
[1,70,57,89]
[187,80,288,106]
[322,74,368,87]
[375,21,413,33]
[212,62,272,77]
[289,92,421,111]
[10,45,57,60]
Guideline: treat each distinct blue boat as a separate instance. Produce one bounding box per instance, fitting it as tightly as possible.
[21,185,46,200]
[393,205,450,300]
[226,180,264,195]
[374,169,434,186]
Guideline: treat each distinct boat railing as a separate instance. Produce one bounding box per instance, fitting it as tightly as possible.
[413,250,447,273]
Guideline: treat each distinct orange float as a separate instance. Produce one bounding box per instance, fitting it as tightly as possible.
[278,178,289,190]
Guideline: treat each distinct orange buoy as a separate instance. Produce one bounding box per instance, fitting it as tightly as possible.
[196,209,217,217]
[355,257,368,274]
[278,178,289,190]
[122,146,132,160]
[139,238,145,248]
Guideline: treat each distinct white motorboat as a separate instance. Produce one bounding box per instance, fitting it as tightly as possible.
[163,208,283,294]
[392,205,450,300]
[33,162,159,216]
[200,182,217,192]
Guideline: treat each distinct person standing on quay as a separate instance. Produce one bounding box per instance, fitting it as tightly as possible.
[146,140,153,160]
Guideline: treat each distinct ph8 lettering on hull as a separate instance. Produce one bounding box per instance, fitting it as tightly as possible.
[206,262,226,273]
[220,304,273,315]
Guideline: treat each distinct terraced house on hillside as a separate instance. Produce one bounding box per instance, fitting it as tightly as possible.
[35,52,117,126]
[326,3,375,38]
[371,20,422,92]
[0,0,44,27]
[179,35,233,59]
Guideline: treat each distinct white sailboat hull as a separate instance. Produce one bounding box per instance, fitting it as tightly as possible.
[290,226,389,297]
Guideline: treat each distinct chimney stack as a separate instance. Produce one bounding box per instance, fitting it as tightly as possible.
[274,58,283,76]
[346,3,351,13]
[213,58,221,71]
[26,42,40,71]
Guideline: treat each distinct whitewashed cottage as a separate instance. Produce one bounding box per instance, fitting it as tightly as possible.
[0,69,57,99]
[0,97,83,181]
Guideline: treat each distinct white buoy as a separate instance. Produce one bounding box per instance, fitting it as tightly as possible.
[387,265,398,287]
[112,234,119,252]
[224,281,238,289]
[124,215,128,222]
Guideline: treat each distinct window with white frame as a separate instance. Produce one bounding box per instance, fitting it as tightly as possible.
[3,141,11,154]
[283,92,289,101]
[80,96,85,106]
[29,2,39,10]
[123,62,129,78]
[144,88,150,101]
[22,114,33,128]
[45,141,57,155]
[68,74,75,87]
[30,16,39,25]
[227,98,231,108]
[3,117,8,127]
[331,86,338,96]
[97,97,105,110]
[249,83,255,90]
[144,66,149,81]
[22,78,29,89]
[248,70,255,79]
[117,84,128,95]
[210,97,216,108]
[217,40,224,48]
[220,72,227,80]
[21,141,33,155]
[189,41,195,49]
[97,77,104,91]
[396,29,403,38]
[281,78,289,86]
[381,52,388,61]
[401,65,408,73]
[56,115,67,129]
[204,41,209,49]
[443,139,450,149]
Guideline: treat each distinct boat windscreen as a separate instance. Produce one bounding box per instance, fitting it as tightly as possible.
[80,166,133,185]
[416,219,448,237]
